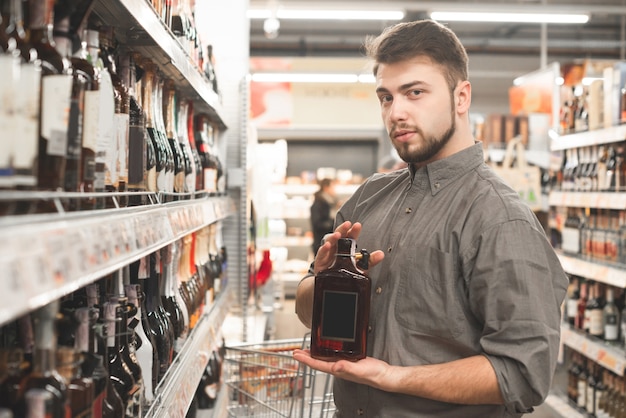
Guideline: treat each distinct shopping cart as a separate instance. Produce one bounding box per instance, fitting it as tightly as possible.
[224,334,336,418]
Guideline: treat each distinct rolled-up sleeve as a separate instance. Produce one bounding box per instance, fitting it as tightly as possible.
[465,219,568,414]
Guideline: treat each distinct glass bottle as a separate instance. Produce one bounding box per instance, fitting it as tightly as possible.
[15,301,69,418]
[132,53,157,197]
[4,0,41,193]
[604,287,620,343]
[160,245,185,357]
[0,348,26,411]
[130,258,159,398]
[99,26,129,205]
[163,79,186,198]
[145,253,174,383]
[24,388,55,418]
[186,101,203,192]
[102,301,135,416]
[153,68,174,197]
[118,49,147,201]
[26,0,72,194]
[141,60,169,196]
[311,238,371,361]
[124,282,155,405]
[56,346,93,418]
[194,114,218,193]
[178,235,196,330]
[177,99,196,194]
[169,240,189,352]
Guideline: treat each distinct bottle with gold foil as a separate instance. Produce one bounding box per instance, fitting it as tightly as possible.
[311,238,371,361]
[56,347,94,418]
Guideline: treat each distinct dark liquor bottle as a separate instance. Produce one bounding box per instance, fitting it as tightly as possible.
[15,301,70,418]
[124,282,155,404]
[160,245,185,356]
[26,0,72,194]
[99,26,129,204]
[2,0,40,194]
[24,388,55,418]
[0,348,26,411]
[145,253,174,383]
[311,238,371,361]
[132,53,157,196]
[587,283,604,338]
[194,114,218,194]
[56,346,94,418]
[102,301,135,416]
[575,281,588,330]
[141,60,169,195]
[163,79,186,197]
[118,49,147,199]
[604,287,620,343]
[177,236,196,330]
[177,97,196,194]
[566,277,580,326]
[51,13,85,206]
[153,68,174,197]
[186,101,203,192]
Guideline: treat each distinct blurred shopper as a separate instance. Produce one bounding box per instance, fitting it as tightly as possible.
[310,178,338,255]
[294,19,568,417]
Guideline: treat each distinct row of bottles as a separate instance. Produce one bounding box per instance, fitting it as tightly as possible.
[556,144,626,193]
[148,0,219,95]
[566,350,626,417]
[0,221,227,417]
[0,0,224,214]
[552,207,626,265]
[564,277,626,345]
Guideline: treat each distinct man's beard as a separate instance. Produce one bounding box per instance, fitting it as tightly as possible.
[393,115,456,164]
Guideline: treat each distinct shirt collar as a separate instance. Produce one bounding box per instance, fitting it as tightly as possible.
[408,142,485,195]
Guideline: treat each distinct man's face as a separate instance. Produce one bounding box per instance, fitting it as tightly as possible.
[375,57,457,166]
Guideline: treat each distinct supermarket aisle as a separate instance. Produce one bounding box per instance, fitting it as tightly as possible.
[272,298,561,418]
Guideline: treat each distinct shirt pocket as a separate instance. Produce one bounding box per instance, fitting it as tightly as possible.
[394,246,464,340]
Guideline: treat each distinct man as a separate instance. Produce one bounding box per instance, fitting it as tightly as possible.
[310,178,338,255]
[293,19,568,417]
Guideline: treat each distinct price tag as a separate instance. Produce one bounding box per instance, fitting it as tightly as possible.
[43,229,70,286]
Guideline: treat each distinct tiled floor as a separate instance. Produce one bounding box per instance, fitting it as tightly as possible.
[269,298,564,418]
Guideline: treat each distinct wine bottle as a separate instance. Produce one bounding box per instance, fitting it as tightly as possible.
[24,388,55,418]
[153,68,174,197]
[177,98,196,194]
[194,114,217,194]
[4,0,41,194]
[0,349,26,411]
[163,79,186,198]
[133,257,159,393]
[118,49,147,200]
[160,245,185,356]
[124,282,155,405]
[186,101,203,192]
[26,0,72,195]
[15,301,70,418]
[311,238,371,361]
[604,287,620,343]
[56,346,94,418]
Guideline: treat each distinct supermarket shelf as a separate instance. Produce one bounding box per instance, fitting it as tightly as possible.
[560,323,626,376]
[550,125,626,151]
[0,195,235,327]
[145,286,234,418]
[542,393,585,418]
[549,191,626,209]
[556,252,626,288]
[91,0,226,129]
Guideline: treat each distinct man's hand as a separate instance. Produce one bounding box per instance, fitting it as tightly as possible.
[313,221,385,275]
[292,349,392,392]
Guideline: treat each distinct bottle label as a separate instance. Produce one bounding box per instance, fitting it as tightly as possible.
[320,290,358,342]
[97,68,115,187]
[0,54,19,185]
[566,299,578,320]
[41,74,72,156]
[116,113,130,184]
[13,62,41,186]
[82,90,100,150]
[204,168,217,193]
[577,380,586,407]
[589,310,604,336]
[605,313,619,340]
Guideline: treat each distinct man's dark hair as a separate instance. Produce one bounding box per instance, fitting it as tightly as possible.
[364,19,469,92]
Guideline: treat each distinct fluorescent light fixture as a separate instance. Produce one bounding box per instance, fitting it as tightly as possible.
[248,9,404,21]
[251,73,376,83]
[430,11,589,24]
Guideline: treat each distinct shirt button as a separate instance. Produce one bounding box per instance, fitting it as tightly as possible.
[368,325,372,332]
[434,182,440,188]
[357,409,364,415]
[375,287,382,294]
[405,207,412,213]
[388,247,392,252]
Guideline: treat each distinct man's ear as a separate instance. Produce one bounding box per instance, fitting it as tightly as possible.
[456,80,472,114]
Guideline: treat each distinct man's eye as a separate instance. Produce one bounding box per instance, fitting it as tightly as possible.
[380,95,392,103]
[409,89,422,97]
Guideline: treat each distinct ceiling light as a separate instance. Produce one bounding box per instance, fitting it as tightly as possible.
[430,11,589,24]
[248,9,405,21]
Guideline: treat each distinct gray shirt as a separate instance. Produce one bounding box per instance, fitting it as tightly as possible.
[330,143,568,417]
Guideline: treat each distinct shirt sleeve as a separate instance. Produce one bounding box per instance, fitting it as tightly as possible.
[464,219,568,414]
